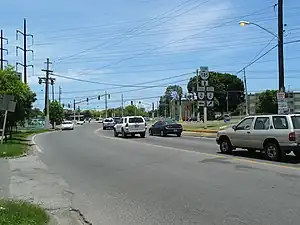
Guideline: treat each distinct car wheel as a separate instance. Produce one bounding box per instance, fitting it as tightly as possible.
[149,129,153,136]
[160,130,166,137]
[114,129,118,137]
[264,141,280,161]
[122,129,127,138]
[103,127,106,130]
[176,132,181,137]
[140,132,146,138]
[219,137,233,154]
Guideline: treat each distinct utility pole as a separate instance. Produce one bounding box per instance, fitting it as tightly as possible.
[278,0,285,92]
[243,68,249,115]
[16,19,34,84]
[105,91,108,118]
[196,69,200,122]
[121,94,124,117]
[73,99,76,122]
[152,102,155,119]
[0,30,8,70]
[58,86,62,104]
[40,58,53,129]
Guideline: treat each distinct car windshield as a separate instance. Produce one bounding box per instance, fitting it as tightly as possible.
[164,119,177,125]
[104,119,113,122]
[291,116,300,129]
[129,117,144,123]
[63,121,73,124]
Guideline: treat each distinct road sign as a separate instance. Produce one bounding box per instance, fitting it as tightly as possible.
[200,70,209,80]
[198,92,205,100]
[197,86,205,92]
[206,86,214,92]
[207,92,214,100]
[207,100,214,107]
[199,100,205,106]
[277,92,285,101]
[201,80,208,86]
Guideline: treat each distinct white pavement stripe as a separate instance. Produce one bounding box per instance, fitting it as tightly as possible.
[32,134,43,153]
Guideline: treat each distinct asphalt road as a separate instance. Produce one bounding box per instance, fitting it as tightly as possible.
[35,123,300,225]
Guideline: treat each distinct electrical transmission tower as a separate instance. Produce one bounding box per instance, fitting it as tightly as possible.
[0,30,8,70]
[16,19,34,84]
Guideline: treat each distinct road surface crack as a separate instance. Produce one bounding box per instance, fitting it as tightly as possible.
[70,207,93,225]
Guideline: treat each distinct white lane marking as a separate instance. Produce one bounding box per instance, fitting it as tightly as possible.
[32,134,43,153]
[93,128,225,159]
[93,128,300,171]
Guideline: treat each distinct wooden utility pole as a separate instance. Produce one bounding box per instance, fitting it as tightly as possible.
[40,58,53,129]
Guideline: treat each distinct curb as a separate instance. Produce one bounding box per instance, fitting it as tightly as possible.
[183,129,217,133]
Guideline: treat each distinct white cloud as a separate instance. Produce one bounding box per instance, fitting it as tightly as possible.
[157,1,234,53]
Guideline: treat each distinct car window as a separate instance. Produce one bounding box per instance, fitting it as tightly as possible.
[164,119,177,125]
[236,117,254,130]
[254,117,270,130]
[129,117,144,123]
[104,119,113,122]
[63,121,73,124]
[154,121,162,127]
[291,116,300,129]
[272,116,288,129]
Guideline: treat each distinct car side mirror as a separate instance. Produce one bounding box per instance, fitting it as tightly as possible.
[232,125,237,130]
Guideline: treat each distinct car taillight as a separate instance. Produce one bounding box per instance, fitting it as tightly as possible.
[289,132,296,141]
[125,123,128,127]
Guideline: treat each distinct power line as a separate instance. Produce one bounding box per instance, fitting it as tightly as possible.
[55,0,209,63]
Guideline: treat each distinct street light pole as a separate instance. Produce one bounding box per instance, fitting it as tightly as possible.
[278,0,285,91]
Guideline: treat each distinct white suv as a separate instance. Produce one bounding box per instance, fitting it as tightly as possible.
[114,116,147,138]
[103,118,115,130]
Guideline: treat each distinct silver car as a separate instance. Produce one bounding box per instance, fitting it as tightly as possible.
[216,114,300,161]
[103,118,115,130]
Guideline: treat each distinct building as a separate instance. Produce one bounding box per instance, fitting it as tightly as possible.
[248,91,300,114]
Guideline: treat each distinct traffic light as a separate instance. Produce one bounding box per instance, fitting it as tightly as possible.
[108,94,110,99]
[98,95,100,100]
[68,104,70,108]
[38,78,42,85]
[62,104,65,107]
[86,98,89,102]
[131,101,133,105]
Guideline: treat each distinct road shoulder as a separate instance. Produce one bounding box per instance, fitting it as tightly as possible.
[8,133,84,225]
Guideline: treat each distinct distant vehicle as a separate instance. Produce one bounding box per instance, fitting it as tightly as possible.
[149,118,182,137]
[76,120,84,125]
[113,116,146,138]
[113,117,121,124]
[98,118,103,123]
[61,121,74,130]
[216,114,300,161]
[103,118,115,130]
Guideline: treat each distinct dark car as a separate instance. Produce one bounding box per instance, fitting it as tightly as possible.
[113,117,121,124]
[149,119,183,137]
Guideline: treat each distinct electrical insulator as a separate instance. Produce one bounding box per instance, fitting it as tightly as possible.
[98,96,100,100]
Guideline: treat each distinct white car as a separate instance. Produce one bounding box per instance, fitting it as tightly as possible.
[113,116,146,138]
[76,120,84,125]
[61,121,74,130]
[103,118,115,130]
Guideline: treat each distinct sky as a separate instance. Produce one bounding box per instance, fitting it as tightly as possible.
[0,0,300,111]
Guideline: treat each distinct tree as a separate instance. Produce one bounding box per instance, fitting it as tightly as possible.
[30,107,43,118]
[256,90,277,114]
[159,85,183,117]
[0,66,36,134]
[49,100,64,127]
[187,72,244,113]
[82,110,92,119]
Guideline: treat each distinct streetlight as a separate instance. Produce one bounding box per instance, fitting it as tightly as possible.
[239,21,278,38]
[239,19,285,92]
